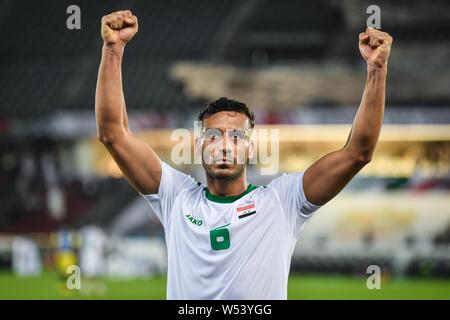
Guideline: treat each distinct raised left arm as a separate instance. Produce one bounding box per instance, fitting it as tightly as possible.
[303,28,393,206]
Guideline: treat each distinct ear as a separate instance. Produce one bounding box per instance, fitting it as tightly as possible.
[194,137,202,155]
[248,140,255,160]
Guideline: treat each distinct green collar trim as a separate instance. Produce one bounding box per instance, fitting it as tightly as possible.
[204,184,258,203]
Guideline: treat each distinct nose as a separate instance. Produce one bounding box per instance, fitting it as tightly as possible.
[219,135,233,155]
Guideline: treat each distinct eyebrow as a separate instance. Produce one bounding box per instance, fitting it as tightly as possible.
[203,127,248,132]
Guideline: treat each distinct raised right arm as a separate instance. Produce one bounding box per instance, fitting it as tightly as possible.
[95,10,161,194]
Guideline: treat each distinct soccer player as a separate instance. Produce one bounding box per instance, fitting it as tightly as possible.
[79,225,107,296]
[95,10,393,299]
[51,227,78,294]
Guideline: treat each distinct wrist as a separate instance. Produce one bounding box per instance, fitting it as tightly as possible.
[367,63,388,75]
[102,42,125,56]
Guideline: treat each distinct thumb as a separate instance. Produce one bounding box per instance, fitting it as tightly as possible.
[124,16,137,27]
[359,33,370,45]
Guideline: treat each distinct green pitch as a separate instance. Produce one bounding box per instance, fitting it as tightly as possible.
[0,271,449,300]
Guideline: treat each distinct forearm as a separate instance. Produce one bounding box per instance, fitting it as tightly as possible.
[95,44,129,142]
[345,65,387,161]
[303,29,392,205]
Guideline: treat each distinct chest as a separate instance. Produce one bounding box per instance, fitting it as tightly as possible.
[168,196,284,253]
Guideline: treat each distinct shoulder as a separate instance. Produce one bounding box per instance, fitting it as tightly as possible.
[266,172,305,194]
[174,175,205,198]
[248,184,277,201]
[160,161,200,187]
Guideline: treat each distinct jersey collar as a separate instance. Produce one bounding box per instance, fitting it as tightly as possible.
[204,184,257,203]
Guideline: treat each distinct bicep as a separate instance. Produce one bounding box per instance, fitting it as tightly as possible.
[303,149,367,206]
[102,132,162,195]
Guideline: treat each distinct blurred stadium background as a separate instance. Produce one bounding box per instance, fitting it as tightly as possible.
[0,0,449,299]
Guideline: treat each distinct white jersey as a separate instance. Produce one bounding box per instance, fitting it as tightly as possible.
[141,161,320,300]
[12,237,42,277]
[79,225,106,277]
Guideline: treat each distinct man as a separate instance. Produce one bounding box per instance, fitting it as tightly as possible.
[95,10,393,299]
[12,236,42,277]
[79,225,107,296]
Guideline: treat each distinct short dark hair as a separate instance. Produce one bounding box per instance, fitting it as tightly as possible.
[198,97,255,128]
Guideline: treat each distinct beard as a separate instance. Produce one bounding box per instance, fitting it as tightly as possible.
[201,143,249,181]
[203,162,246,180]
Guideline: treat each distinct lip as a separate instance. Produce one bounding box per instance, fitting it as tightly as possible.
[215,159,234,164]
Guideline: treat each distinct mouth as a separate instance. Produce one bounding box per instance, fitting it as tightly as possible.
[214,158,235,165]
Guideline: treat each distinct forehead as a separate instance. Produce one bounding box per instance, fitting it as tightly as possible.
[203,111,250,129]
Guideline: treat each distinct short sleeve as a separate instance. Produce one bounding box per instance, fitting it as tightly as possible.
[140,161,198,228]
[267,172,321,237]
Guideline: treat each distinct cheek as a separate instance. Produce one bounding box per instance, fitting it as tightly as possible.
[202,142,219,158]
[235,143,249,158]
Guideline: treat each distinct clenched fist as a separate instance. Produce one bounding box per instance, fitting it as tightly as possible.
[359,27,393,69]
[101,10,138,46]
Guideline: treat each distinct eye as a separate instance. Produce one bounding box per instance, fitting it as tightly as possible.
[230,130,245,141]
[203,128,222,142]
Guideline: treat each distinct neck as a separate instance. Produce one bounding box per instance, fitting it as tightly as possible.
[206,172,248,197]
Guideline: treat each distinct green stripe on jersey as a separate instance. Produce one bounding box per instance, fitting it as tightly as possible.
[204,184,258,203]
